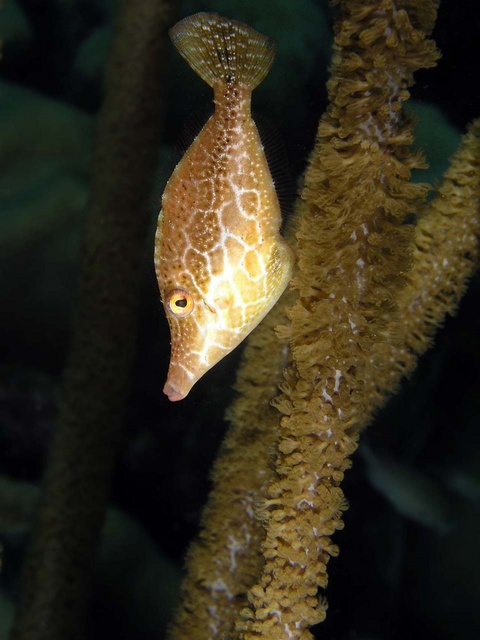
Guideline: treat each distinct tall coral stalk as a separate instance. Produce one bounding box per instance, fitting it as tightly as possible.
[10,1,176,639]
[240,2,439,637]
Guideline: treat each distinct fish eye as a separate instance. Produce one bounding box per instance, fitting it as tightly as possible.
[166,288,194,318]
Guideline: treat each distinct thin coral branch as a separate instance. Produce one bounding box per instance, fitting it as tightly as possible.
[10,1,176,639]
[362,118,480,412]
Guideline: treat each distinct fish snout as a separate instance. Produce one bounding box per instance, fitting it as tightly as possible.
[163,382,186,402]
[163,362,196,402]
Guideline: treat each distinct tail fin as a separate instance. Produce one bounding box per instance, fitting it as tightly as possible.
[169,13,275,90]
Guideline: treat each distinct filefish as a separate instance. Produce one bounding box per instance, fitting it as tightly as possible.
[154,13,294,401]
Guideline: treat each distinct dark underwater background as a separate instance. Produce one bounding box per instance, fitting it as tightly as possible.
[1,0,480,638]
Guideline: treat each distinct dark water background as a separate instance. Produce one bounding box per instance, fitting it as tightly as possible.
[0,1,479,638]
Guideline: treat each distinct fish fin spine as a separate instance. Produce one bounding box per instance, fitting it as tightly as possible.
[170,12,275,90]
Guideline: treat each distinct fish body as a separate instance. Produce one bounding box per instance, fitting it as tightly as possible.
[155,13,293,401]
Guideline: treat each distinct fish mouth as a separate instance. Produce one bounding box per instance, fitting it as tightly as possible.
[163,358,206,402]
[163,381,186,402]
[163,363,197,401]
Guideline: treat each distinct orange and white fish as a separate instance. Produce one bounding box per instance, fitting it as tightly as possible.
[154,13,294,402]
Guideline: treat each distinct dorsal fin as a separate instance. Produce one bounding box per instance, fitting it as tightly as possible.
[169,13,276,90]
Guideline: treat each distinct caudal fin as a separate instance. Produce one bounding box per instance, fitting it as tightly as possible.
[169,12,275,90]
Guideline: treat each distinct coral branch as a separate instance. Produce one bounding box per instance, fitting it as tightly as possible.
[10,1,175,639]
[168,288,293,639]
[363,118,480,411]
[239,3,439,637]
[386,118,480,383]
